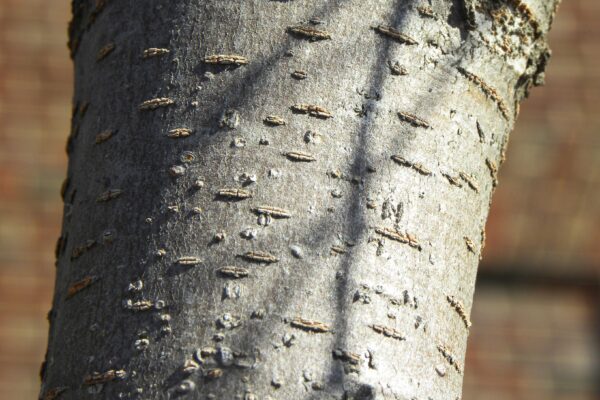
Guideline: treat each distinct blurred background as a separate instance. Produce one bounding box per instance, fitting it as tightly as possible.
[0,1,598,399]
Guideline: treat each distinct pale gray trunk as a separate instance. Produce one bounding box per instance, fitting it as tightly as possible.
[41,1,559,399]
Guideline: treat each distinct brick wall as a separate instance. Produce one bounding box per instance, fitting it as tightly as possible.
[0,1,597,399]
[465,1,600,397]
[0,1,72,398]
[482,0,600,275]
[463,281,599,400]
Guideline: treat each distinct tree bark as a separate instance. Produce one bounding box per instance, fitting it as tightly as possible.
[41,0,560,399]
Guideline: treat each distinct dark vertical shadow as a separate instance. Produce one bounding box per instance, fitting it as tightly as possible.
[307,0,414,397]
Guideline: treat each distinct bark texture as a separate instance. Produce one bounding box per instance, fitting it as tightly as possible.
[42,0,559,399]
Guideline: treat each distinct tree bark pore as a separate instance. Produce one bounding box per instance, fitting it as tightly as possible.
[43,0,560,399]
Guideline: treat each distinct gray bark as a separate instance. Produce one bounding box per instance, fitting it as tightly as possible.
[41,0,559,399]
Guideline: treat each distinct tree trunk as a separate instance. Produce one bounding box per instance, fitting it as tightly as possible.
[41,1,559,399]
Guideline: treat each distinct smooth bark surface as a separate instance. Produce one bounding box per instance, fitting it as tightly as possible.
[42,1,559,399]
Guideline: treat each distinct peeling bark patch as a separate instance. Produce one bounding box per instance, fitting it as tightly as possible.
[447,295,472,329]
[203,54,248,65]
[143,48,170,58]
[217,266,249,278]
[285,151,316,162]
[397,111,431,128]
[241,251,278,263]
[437,345,462,374]
[457,67,510,120]
[96,189,122,202]
[373,25,418,45]
[290,317,331,333]
[216,188,252,200]
[459,172,480,192]
[290,104,332,118]
[391,155,432,176]
[83,369,126,385]
[95,130,114,144]
[139,97,175,111]
[370,324,406,341]
[96,42,115,61]
[177,256,202,266]
[66,276,96,299]
[252,206,292,218]
[508,0,541,36]
[375,227,422,250]
[287,26,331,41]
